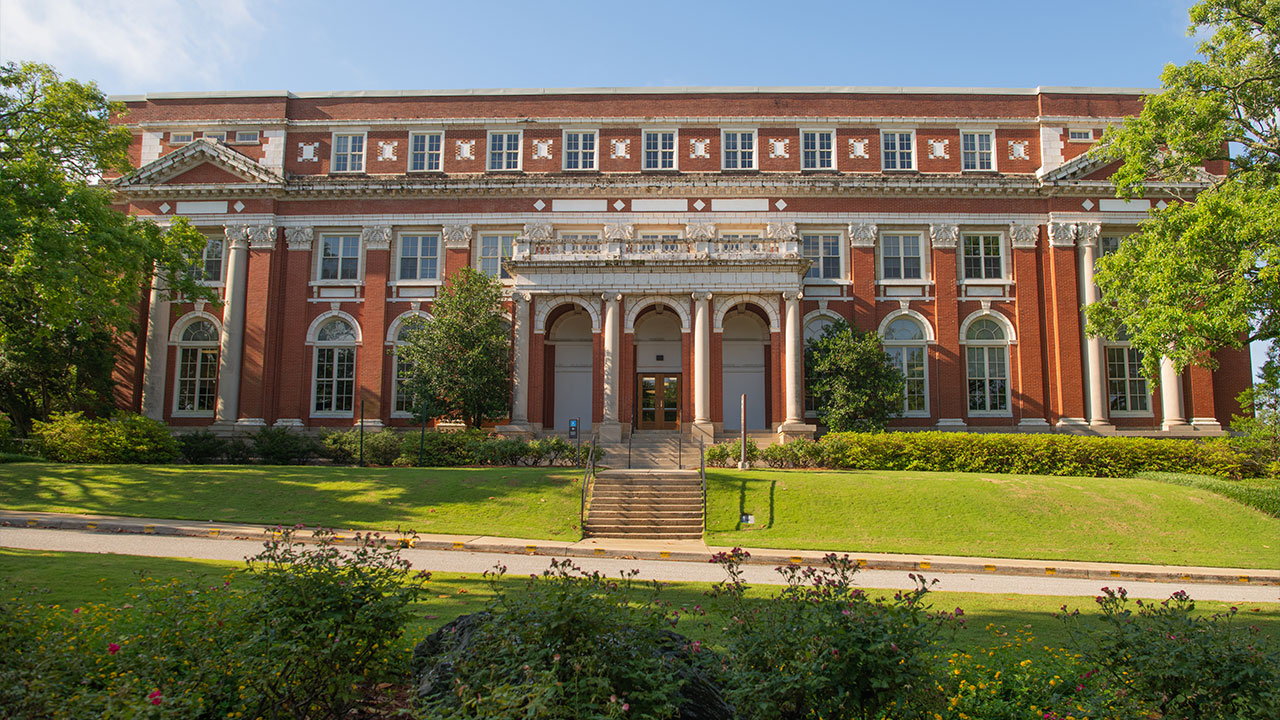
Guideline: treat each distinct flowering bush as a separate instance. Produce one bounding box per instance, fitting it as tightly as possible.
[710,548,959,719]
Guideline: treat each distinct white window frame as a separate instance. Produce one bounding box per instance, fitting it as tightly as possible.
[562,129,598,171]
[171,315,221,418]
[314,233,363,284]
[803,311,842,418]
[233,130,259,144]
[388,312,430,418]
[170,131,194,145]
[960,232,1007,283]
[1068,128,1094,142]
[1105,342,1152,417]
[878,311,935,418]
[331,131,366,173]
[884,345,930,417]
[202,130,227,143]
[961,130,996,172]
[477,231,516,281]
[308,314,360,418]
[800,229,844,283]
[191,234,226,287]
[408,131,444,172]
[487,130,522,171]
[642,129,678,170]
[879,232,926,282]
[961,314,1014,417]
[801,129,836,170]
[394,231,442,284]
[721,129,757,170]
[881,130,916,171]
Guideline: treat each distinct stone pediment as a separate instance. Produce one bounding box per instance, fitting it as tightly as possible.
[115,138,284,189]
[1039,148,1217,185]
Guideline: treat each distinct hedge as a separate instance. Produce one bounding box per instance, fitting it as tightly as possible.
[31,412,180,464]
[756,432,1255,479]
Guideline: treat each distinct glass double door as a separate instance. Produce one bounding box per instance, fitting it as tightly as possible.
[637,374,680,429]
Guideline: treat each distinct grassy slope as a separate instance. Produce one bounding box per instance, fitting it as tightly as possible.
[706,469,1280,569]
[0,463,583,540]
[6,548,1279,654]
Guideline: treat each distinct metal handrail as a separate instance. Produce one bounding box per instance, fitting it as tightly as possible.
[627,401,635,469]
[699,436,707,532]
[579,432,598,535]
[677,416,683,469]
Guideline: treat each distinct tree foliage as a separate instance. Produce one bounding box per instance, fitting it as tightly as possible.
[0,61,208,432]
[804,319,904,432]
[1232,342,1280,474]
[1087,0,1280,377]
[396,267,512,427]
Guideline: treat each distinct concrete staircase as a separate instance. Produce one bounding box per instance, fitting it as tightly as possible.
[601,430,689,469]
[583,469,704,540]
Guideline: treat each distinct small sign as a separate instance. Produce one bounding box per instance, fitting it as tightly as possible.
[740,513,754,524]
[568,417,579,440]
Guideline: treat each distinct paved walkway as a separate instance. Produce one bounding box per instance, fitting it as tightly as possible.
[3,510,1278,602]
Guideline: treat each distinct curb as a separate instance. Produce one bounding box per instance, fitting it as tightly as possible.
[3,511,1277,587]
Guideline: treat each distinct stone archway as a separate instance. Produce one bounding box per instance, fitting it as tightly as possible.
[546,307,593,430]
[721,306,769,430]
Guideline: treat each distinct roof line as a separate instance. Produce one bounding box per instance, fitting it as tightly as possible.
[110,85,1158,103]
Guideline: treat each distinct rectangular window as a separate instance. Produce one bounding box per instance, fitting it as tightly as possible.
[882,131,915,170]
[1101,235,1121,256]
[962,234,1004,280]
[488,131,521,170]
[880,234,922,280]
[319,234,360,281]
[722,130,756,170]
[961,132,994,171]
[479,233,514,279]
[1107,347,1150,413]
[314,347,356,414]
[170,131,193,144]
[398,234,440,281]
[802,233,842,280]
[394,352,415,415]
[202,130,226,143]
[234,130,259,144]
[801,131,834,170]
[887,346,927,414]
[192,235,224,283]
[1069,129,1093,142]
[643,131,676,169]
[332,133,365,173]
[176,347,219,413]
[408,132,443,172]
[563,130,597,170]
[967,346,1009,412]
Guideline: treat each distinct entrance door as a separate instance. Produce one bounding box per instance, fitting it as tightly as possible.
[637,373,681,429]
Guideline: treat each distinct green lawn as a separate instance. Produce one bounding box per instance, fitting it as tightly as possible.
[0,463,583,540]
[6,548,1278,655]
[706,469,1280,569]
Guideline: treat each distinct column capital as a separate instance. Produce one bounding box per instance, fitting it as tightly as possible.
[929,223,959,249]
[247,225,277,250]
[1075,221,1101,251]
[513,291,532,304]
[224,224,250,249]
[521,223,554,242]
[849,222,878,248]
[285,226,313,251]
[685,222,716,240]
[1048,221,1078,247]
[781,290,803,302]
[766,221,797,240]
[601,292,622,303]
[361,225,392,250]
[691,291,713,302]
[603,223,634,240]
[442,224,472,249]
[1009,222,1039,249]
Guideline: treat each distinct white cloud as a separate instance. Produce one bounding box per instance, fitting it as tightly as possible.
[0,0,264,91]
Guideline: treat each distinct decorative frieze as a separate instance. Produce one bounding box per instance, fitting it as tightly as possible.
[285,226,313,251]
[765,221,797,240]
[442,224,472,249]
[929,223,960,249]
[361,225,392,250]
[849,223,878,248]
[521,223,554,242]
[603,223,634,240]
[685,223,716,241]
[1009,222,1039,249]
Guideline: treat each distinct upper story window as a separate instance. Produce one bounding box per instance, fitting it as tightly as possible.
[488,131,522,171]
[170,131,193,144]
[882,131,915,170]
[1068,129,1094,142]
[722,130,756,170]
[961,131,994,171]
[191,235,225,284]
[802,232,842,280]
[409,132,443,172]
[233,130,259,144]
[881,233,923,281]
[202,130,226,143]
[397,233,440,282]
[962,233,1004,280]
[563,130,597,170]
[331,132,365,173]
[801,130,834,170]
[643,130,677,170]
[318,234,360,281]
[1101,235,1121,256]
[479,233,515,279]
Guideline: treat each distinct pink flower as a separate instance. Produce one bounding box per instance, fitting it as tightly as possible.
[148,690,163,705]
[622,703,629,711]
[72,608,81,614]
[107,643,120,655]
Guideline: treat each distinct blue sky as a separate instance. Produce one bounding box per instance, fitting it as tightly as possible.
[0,0,1266,376]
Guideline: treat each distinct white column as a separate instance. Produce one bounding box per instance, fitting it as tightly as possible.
[1161,357,1189,431]
[508,293,532,427]
[692,292,714,442]
[214,226,249,425]
[783,290,804,424]
[1079,236,1112,429]
[139,271,170,420]
[599,293,623,442]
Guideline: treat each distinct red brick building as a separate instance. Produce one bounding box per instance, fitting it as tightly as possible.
[109,86,1251,442]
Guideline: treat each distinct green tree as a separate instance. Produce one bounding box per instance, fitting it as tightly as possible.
[0,61,208,432]
[1233,343,1280,475]
[804,319,905,432]
[1086,0,1280,379]
[396,267,512,427]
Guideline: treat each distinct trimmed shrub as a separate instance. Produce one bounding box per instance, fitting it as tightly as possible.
[176,430,227,464]
[320,429,359,464]
[223,436,253,464]
[31,412,179,464]
[322,429,404,466]
[705,437,760,468]
[250,426,318,465]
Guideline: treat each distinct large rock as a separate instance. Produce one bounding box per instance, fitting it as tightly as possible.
[411,612,735,719]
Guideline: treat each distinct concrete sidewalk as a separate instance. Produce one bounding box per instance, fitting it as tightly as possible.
[3,509,1277,587]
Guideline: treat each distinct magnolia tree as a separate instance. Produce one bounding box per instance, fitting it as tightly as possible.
[804,319,905,432]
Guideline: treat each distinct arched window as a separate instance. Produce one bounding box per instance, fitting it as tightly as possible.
[883,317,929,415]
[392,317,427,416]
[174,319,220,415]
[312,317,357,415]
[964,317,1009,414]
[803,314,838,417]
